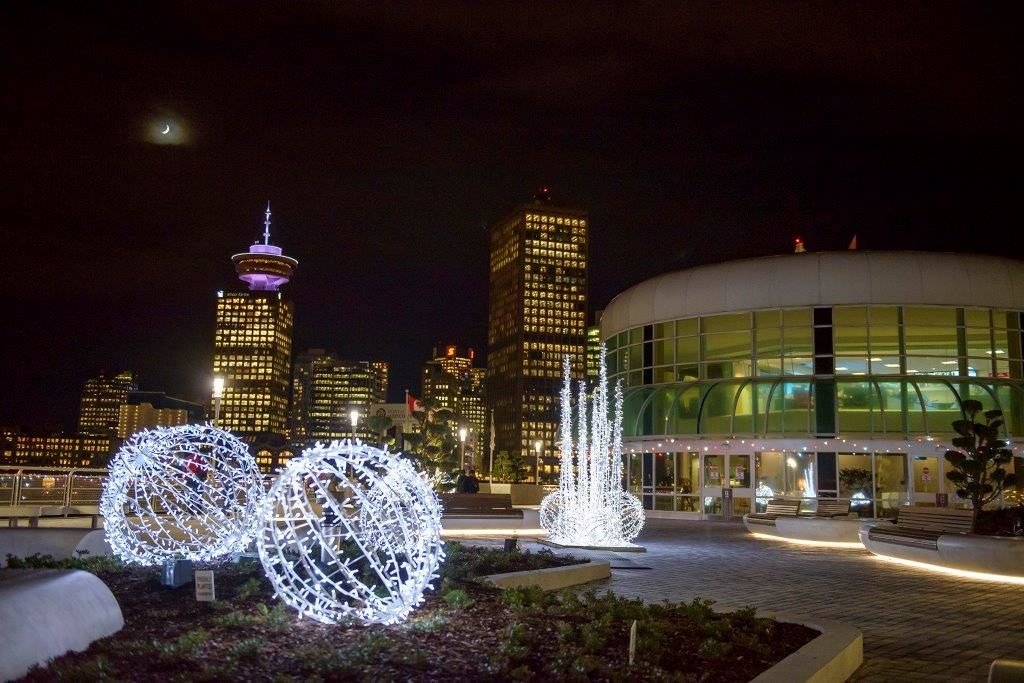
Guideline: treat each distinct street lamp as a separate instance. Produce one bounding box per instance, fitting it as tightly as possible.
[212,377,225,425]
[458,426,468,468]
[349,409,360,439]
[534,440,542,484]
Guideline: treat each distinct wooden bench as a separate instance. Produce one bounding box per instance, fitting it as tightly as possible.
[745,499,802,526]
[439,493,523,519]
[799,499,852,518]
[866,507,975,551]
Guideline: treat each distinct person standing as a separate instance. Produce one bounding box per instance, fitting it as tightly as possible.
[465,469,480,494]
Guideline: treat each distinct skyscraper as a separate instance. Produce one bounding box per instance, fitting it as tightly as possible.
[421,345,487,466]
[117,391,205,439]
[486,189,588,481]
[78,371,137,439]
[212,205,296,437]
[290,350,388,445]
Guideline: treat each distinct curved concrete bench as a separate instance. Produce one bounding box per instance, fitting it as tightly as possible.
[860,526,1024,576]
[743,513,870,545]
[0,528,112,567]
[0,569,124,680]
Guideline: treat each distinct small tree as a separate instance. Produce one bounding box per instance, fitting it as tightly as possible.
[491,451,528,484]
[366,414,393,449]
[945,400,1017,519]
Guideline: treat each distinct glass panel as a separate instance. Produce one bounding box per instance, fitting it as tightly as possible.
[677,318,699,335]
[675,452,699,495]
[647,387,678,436]
[700,382,743,434]
[783,357,814,375]
[904,326,958,357]
[669,385,703,434]
[607,349,619,376]
[903,307,957,327]
[837,381,878,433]
[783,309,811,326]
[733,383,756,434]
[783,328,813,357]
[994,328,1018,361]
[606,334,618,352]
[703,360,753,379]
[704,453,724,488]
[755,451,784,509]
[834,357,868,375]
[963,308,990,328]
[622,389,654,436]
[787,451,817,498]
[702,313,749,333]
[729,454,751,488]
[870,356,902,375]
[912,455,940,495]
[675,365,699,382]
[654,452,673,495]
[838,452,873,516]
[628,344,643,370]
[994,311,1021,330]
[965,327,993,357]
[833,326,868,355]
[654,321,674,339]
[654,339,674,366]
[703,331,752,360]
[768,382,812,435]
[629,328,642,344]
[628,453,642,494]
[869,307,899,325]
[869,325,900,355]
[732,497,752,516]
[755,327,782,356]
[757,356,783,376]
[877,380,908,434]
[755,309,780,327]
[917,381,961,434]
[833,306,867,325]
[653,367,675,384]
[996,384,1024,436]
[875,453,909,519]
[628,370,643,387]
[906,357,959,375]
[676,336,699,363]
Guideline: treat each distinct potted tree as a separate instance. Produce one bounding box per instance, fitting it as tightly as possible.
[944,400,1017,522]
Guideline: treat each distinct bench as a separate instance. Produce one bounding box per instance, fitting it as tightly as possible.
[744,499,802,527]
[866,507,975,551]
[439,493,524,519]
[799,499,852,519]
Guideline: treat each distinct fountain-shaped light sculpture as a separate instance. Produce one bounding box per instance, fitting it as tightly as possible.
[540,345,644,548]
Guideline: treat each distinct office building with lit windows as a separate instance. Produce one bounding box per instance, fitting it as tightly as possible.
[421,345,487,465]
[601,251,1024,520]
[117,392,205,439]
[290,350,388,446]
[586,321,602,381]
[487,190,588,481]
[78,371,137,439]
[212,206,296,441]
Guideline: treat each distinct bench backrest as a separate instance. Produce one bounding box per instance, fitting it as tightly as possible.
[897,507,975,534]
[816,499,851,515]
[765,499,801,515]
[439,493,514,511]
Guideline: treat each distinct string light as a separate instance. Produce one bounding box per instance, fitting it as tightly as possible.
[256,441,443,625]
[100,424,264,565]
[541,347,644,547]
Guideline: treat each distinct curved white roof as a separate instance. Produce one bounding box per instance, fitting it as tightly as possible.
[601,251,1024,338]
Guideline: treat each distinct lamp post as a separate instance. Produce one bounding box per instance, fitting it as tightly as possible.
[349,409,360,440]
[458,426,468,469]
[212,377,225,426]
[534,440,542,484]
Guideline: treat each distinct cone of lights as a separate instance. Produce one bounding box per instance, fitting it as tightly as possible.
[256,441,444,625]
[100,424,265,565]
[540,347,644,547]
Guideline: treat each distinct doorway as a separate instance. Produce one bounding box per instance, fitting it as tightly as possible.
[701,453,753,519]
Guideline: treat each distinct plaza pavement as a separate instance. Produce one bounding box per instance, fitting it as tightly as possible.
[477,519,1024,681]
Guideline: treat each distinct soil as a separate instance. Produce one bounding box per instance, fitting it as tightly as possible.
[19,549,816,682]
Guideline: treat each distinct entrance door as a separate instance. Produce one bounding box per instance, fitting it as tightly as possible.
[911,455,941,506]
[701,453,753,519]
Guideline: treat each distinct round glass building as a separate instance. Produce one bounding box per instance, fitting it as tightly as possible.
[600,251,1024,519]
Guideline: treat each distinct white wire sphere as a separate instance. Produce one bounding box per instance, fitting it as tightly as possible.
[539,490,645,546]
[539,491,565,537]
[617,490,645,542]
[100,424,265,565]
[257,441,444,625]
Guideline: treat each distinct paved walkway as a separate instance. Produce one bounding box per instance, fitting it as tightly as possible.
[478,519,1024,681]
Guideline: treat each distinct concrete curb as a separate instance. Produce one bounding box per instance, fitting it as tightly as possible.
[0,528,112,567]
[752,614,863,683]
[483,559,611,590]
[0,569,124,681]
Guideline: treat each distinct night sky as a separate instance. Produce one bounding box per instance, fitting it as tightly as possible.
[2,2,1021,432]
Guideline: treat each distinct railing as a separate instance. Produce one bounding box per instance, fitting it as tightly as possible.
[0,467,109,508]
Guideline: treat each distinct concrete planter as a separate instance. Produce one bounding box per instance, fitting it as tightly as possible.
[753,615,863,682]
[861,525,1024,577]
[743,515,869,545]
[479,483,548,506]
[0,528,112,567]
[483,560,611,590]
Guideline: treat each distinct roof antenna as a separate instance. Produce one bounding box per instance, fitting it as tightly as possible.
[263,202,272,245]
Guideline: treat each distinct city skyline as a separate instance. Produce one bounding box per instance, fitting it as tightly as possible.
[3,3,1021,430]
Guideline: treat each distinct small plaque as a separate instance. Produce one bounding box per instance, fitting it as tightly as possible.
[195,570,215,602]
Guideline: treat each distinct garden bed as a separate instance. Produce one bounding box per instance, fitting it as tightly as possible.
[14,544,815,681]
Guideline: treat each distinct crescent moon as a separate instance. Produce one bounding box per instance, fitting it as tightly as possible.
[161,124,171,134]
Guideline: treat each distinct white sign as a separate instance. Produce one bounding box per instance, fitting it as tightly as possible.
[195,570,215,602]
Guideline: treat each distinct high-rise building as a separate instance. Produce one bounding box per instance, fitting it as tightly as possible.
[212,205,296,437]
[586,323,602,382]
[78,371,137,438]
[117,391,205,439]
[420,345,487,466]
[6,432,113,467]
[370,361,390,403]
[290,350,387,445]
[486,189,588,481]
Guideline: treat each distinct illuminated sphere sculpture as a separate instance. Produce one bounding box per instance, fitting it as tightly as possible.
[100,424,264,565]
[257,441,444,625]
[541,348,645,547]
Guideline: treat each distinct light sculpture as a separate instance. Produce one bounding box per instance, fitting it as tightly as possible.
[256,441,444,625]
[100,424,264,565]
[540,346,644,547]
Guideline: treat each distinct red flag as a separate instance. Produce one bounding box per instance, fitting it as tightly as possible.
[406,392,423,415]
[848,234,858,250]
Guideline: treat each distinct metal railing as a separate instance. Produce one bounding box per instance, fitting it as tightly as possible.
[0,467,108,508]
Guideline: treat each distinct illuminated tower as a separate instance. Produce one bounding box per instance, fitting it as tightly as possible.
[212,204,296,437]
[78,371,137,439]
[486,189,588,481]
